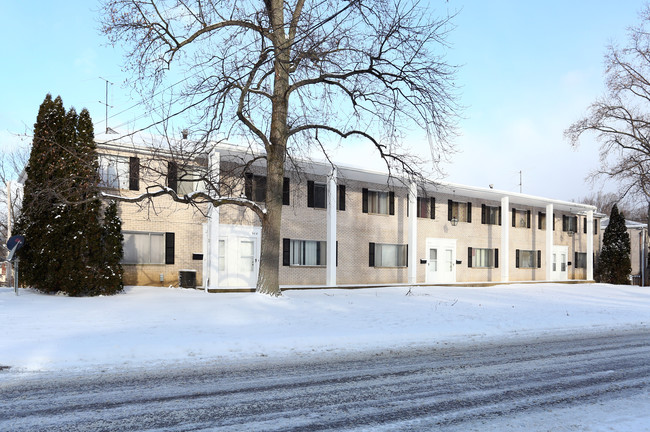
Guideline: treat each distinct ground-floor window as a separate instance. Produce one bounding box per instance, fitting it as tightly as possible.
[575,252,587,269]
[468,247,498,268]
[123,232,165,264]
[369,243,407,267]
[290,240,327,266]
[516,249,541,268]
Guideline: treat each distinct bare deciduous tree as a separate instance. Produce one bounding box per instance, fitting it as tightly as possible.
[566,6,650,210]
[100,0,459,295]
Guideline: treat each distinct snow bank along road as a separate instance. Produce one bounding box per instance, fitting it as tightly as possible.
[1,327,649,431]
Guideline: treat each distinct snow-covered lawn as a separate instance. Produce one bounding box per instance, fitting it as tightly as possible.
[1,282,648,372]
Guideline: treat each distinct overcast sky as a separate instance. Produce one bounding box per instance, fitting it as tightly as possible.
[1,1,647,202]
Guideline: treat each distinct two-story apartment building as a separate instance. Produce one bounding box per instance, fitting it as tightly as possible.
[96,136,601,290]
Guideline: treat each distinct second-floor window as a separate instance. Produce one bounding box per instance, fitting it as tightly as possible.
[362,189,395,215]
[481,204,501,225]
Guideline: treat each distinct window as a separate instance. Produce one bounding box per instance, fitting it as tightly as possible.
[218,239,226,272]
[245,174,290,205]
[99,155,137,190]
[177,170,206,196]
[283,238,334,266]
[369,243,407,267]
[583,218,600,235]
[308,181,327,208]
[308,181,346,210]
[575,252,587,269]
[538,212,546,230]
[122,231,173,264]
[562,215,578,233]
[516,249,541,268]
[362,189,395,215]
[291,240,327,266]
[417,197,435,219]
[468,247,498,268]
[448,200,472,223]
[512,209,531,228]
[481,204,501,225]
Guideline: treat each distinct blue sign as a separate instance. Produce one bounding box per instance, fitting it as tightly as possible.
[7,235,25,252]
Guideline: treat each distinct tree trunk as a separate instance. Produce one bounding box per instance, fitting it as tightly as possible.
[256,0,291,296]
[256,147,285,296]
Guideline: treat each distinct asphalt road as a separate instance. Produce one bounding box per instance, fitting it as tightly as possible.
[1,328,649,431]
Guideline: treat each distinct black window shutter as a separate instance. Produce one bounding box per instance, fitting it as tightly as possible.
[512,208,516,227]
[307,180,315,208]
[583,217,587,234]
[283,177,290,205]
[498,206,502,225]
[244,173,253,200]
[165,232,175,265]
[369,242,375,267]
[515,249,520,268]
[573,216,578,231]
[448,200,453,221]
[538,212,543,230]
[167,162,178,193]
[405,244,408,267]
[430,197,435,219]
[594,220,598,235]
[282,238,291,266]
[467,202,472,223]
[494,248,499,268]
[389,191,395,215]
[362,188,369,213]
[338,185,346,211]
[316,242,321,265]
[526,210,531,228]
[481,204,486,224]
[537,250,542,268]
[129,157,139,191]
[336,241,338,266]
[468,247,473,268]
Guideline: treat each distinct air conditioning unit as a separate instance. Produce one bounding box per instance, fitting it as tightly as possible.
[179,270,197,288]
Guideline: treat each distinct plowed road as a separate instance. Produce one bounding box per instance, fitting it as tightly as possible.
[2,328,649,431]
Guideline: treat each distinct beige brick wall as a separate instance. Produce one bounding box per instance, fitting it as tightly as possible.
[101,145,600,287]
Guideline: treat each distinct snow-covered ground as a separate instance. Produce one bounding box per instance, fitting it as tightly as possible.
[1,282,648,372]
[1,282,650,431]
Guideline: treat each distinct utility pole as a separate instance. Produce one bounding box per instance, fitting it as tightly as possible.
[99,77,113,133]
[7,181,12,239]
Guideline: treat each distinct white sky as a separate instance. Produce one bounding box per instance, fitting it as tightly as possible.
[0,1,647,202]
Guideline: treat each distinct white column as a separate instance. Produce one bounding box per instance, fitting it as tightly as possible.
[501,196,509,282]
[326,168,337,286]
[408,182,417,284]
[204,150,221,292]
[586,209,594,281]
[546,204,554,281]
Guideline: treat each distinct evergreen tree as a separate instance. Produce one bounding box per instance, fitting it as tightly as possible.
[100,200,124,294]
[15,94,123,296]
[595,204,632,284]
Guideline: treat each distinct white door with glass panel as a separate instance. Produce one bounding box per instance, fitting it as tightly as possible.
[551,245,568,281]
[426,238,457,284]
[217,225,261,288]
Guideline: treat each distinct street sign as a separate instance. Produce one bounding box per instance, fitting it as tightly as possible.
[6,235,25,262]
[7,235,25,252]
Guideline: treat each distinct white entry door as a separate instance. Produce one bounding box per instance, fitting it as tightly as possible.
[216,225,261,288]
[426,239,457,284]
[551,245,568,281]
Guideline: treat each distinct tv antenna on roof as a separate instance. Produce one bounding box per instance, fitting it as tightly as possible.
[99,77,114,134]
